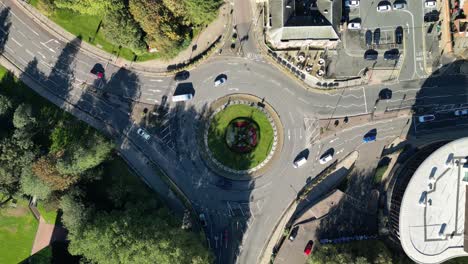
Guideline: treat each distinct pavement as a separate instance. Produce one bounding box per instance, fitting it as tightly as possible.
[31,216,67,255]
[0,1,468,264]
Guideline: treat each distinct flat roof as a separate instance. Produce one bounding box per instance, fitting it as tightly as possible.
[399,137,468,264]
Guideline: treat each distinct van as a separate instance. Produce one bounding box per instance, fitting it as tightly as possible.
[172,93,193,102]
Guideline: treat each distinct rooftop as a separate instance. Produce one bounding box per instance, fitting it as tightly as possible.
[399,137,468,264]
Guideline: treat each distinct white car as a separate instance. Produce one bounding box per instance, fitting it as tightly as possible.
[348,22,361,30]
[377,4,392,12]
[455,109,468,116]
[137,128,151,141]
[425,0,436,7]
[393,2,406,9]
[345,0,360,7]
[418,114,435,123]
[319,154,333,165]
[214,77,227,87]
[293,157,307,168]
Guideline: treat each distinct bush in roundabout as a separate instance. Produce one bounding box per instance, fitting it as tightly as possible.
[207,104,274,170]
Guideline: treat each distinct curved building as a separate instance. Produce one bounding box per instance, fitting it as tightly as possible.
[396,138,468,263]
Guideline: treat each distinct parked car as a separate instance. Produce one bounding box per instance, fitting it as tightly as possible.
[304,240,314,256]
[214,77,227,87]
[418,114,435,123]
[363,129,377,143]
[373,28,381,45]
[293,157,307,168]
[289,226,299,241]
[345,0,360,7]
[384,49,400,60]
[348,22,361,30]
[425,0,436,8]
[424,10,440,22]
[455,109,468,116]
[137,128,150,141]
[319,154,333,164]
[90,68,104,79]
[172,93,194,102]
[365,30,373,46]
[377,4,392,12]
[364,49,378,60]
[199,213,207,227]
[395,26,404,44]
[393,2,406,9]
[174,70,190,81]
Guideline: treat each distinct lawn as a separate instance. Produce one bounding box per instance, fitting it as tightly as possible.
[208,104,274,170]
[36,203,58,225]
[0,199,39,264]
[28,2,159,62]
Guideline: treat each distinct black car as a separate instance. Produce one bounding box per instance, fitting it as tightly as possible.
[364,49,378,60]
[365,30,372,46]
[289,226,299,241]
[373,28,381,45]
[384,49,400,60]
[395,26,403,44]
[424,10,439,22]
[378,88,392,100]
[174,70,190,81]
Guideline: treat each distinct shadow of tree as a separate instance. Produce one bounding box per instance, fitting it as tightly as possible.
[0,7,11,55]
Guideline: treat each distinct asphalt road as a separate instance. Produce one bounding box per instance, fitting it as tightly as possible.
[0,1,468,264]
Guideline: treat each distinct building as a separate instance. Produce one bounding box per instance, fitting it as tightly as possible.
[266,0,342,49]
[389,138,468,263]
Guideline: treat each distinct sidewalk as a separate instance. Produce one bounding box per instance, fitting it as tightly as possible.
[31,216,67,255]
[14,0,231,73]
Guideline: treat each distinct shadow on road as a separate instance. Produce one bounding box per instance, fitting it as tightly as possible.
[0,7,11,56]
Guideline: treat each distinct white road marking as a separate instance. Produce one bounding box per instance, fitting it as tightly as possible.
[25,49,34,57]
[329,137,339,143]
[150,79,163,82]
[0,4,40,36]
[10,37,23,47]
[229,88,239,91]
[298,97,310,104]
[362,87,368,113]
[288,129,291,140]
[37,51,46,59]
[284,88,295,95]
[147,89,161,92]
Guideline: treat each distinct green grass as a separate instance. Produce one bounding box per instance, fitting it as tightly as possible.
[0,199,39,264]
[373,165,389,184]
[29,3,159,61]
[207,104,274,170]
[36,203,58,225]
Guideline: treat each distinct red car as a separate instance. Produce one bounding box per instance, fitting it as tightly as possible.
[90,68,104,79]
[304,240,314,256]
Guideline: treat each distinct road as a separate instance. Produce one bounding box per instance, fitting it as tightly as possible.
[0,0,468,264]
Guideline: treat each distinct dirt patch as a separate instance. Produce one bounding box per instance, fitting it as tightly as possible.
[3,206,29,217]
[2,226,18,233]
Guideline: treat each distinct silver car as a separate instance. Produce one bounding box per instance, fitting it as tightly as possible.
[137,128,151,141]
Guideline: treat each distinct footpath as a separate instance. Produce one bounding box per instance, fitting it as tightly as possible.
[14,0,231,74]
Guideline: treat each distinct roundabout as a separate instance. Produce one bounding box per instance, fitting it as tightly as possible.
[201,94,283,180]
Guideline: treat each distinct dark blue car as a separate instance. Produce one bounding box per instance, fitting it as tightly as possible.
[363,129,377,143]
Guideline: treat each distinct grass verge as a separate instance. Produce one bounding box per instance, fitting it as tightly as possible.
[373,165,389,184]
[208,104,274,170]
[0,199,39,264]
[36,203,58,225]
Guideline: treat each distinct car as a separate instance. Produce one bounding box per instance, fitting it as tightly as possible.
[172,93,194,102]
[365,30,372,46]
[345,0,360,7]
[378,88,392,100]
[174,70,190,81]
[137,128,150,141]
[304,240,314,256]
[455,109,468,116]
[319,154,333,164]
[384,49,400,60]
[395,26,404,44]
[348,22,361,30]
[199,213,207,227]
[424,10,440,22]
[214,77,227,87]
[90,68,104,79]
[364,49,378,60]
[377,4,392,12]
[418,114,435,123]
[363,129,377,143]
[373,28,381,45]
[293,157,307,168]
[425,0,436,7]
[289,226,299,241]
[393,2,406,9]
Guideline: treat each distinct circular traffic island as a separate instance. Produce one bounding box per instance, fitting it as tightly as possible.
[201,94,283,179]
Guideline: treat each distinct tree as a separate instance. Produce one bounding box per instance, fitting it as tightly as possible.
[163,0,222,26]
[37,0,56,16]
[13,103,36,129]
[66,200,213,264]
[20,166,52,200]
[0,94,12,116]
[32,155,79,191]
[60,189,90,233]
[55,132,113,175]
[102,7,146,53]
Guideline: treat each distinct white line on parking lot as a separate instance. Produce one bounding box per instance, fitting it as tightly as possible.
[10,37,22,47]
[150,79,163,82]
[362,87,368,113]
